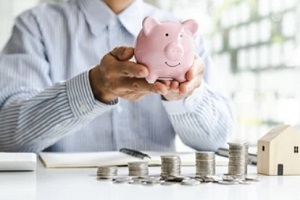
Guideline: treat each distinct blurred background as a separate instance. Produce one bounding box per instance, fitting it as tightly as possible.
[0,0,299,150]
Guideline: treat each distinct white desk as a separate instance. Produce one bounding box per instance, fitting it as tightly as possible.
[0,160,299,200]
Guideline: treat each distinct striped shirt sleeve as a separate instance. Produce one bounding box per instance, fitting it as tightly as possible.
[0,11,116,152]
[162,81,234,151]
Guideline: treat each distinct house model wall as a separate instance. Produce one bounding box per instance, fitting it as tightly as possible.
[257,125,300,175]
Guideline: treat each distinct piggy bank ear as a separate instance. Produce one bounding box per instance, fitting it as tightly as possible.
[142,17,160,36]
[182,19,198,36]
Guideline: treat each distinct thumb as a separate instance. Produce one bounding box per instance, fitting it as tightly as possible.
[110,46,134,61]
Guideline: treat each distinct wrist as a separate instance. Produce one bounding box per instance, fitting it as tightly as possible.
[89,67,117,103]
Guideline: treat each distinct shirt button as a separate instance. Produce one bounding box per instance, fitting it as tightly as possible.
[108,18,118,28]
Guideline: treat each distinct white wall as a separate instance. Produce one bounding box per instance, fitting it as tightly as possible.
[0,0,39,50]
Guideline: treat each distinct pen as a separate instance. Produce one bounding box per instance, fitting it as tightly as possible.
[119,148,151,159]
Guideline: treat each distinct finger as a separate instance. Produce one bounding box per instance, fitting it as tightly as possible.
[114,78,156,94]
[170,81,179,90]
[179,76,202,96]
[122,92,149,101]
[186,59,198,81]
[153,82,169,95]
[186,56,205,81]
[185,67,194,81]
[108,48,149,78]
[178,82,190,95]
[158,80,172,87]
[110,46,134,61]
[118,62,149,78]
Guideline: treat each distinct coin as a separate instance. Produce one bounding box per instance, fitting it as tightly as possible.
[128,161,149,177]
[181,179,200,186]
[113,176,133,184]
[161,155,181,179]
[218,180,239,185]
[195,151,215,177]
[129,179,142,185]
[97,166,118,180]
[141,179,161,186]
[161,181,178,186]
[227,142,248,176]
[239,180,254,185]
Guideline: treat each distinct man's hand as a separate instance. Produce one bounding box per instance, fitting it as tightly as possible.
[89,46,162,103]
[158,56,205,101]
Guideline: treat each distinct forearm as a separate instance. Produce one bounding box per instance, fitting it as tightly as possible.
[162,81,234,151]
[0,72,116,152]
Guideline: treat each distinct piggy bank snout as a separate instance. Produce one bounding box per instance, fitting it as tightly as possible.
[164,42,184,61]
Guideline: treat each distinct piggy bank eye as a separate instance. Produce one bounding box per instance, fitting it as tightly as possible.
[180,34,183,37]
[165,33,169,37]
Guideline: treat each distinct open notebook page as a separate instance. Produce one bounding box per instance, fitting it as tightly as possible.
[39,151,228,168]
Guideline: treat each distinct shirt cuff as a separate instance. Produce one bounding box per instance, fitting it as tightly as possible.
[66,71,118,117]
[162,80,207,114]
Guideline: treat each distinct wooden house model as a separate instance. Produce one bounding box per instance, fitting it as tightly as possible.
[257,124,300,175]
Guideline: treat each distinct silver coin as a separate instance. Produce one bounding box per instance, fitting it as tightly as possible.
[239,180,254,185]
[113,176,133,183]
[218,180,239,185]
[206,175,222,182]
[128,180,142,185]
[97,165,118,179]
[128,161,149,177]
[195,151,216,177]
[144,176,161,182]
[141,180,161,186]
[222,176,243,182]
[161,155,181,179]
[161,181,178,186]
[181,179,200,186]
[227,142,249,176]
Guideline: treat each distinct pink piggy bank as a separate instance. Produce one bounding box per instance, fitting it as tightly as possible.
[134,17,198,83]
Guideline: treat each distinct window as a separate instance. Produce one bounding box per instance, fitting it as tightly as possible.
[262,146,265,151]
[294,146,299,153]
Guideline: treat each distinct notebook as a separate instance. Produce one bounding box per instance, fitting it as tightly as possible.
[39,151,229,168]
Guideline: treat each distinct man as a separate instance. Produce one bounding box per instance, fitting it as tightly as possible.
[0,0,234,152]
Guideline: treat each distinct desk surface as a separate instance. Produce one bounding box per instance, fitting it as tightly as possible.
[0,160,299,200]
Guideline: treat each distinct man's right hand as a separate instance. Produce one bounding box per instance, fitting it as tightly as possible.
[89,46,158,103]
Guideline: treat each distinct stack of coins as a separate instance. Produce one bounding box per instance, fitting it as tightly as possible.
[195,151,215,177]
[128,161,149,177]
[97,165,118,179]
[227,142,248,176]
[160,155,181,179]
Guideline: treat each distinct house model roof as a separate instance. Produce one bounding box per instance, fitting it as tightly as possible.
[258,124,292,142]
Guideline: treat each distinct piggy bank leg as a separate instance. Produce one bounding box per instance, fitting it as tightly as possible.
[146,74,158,84]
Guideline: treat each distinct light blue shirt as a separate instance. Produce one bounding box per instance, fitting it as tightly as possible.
[0,0,234,152]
